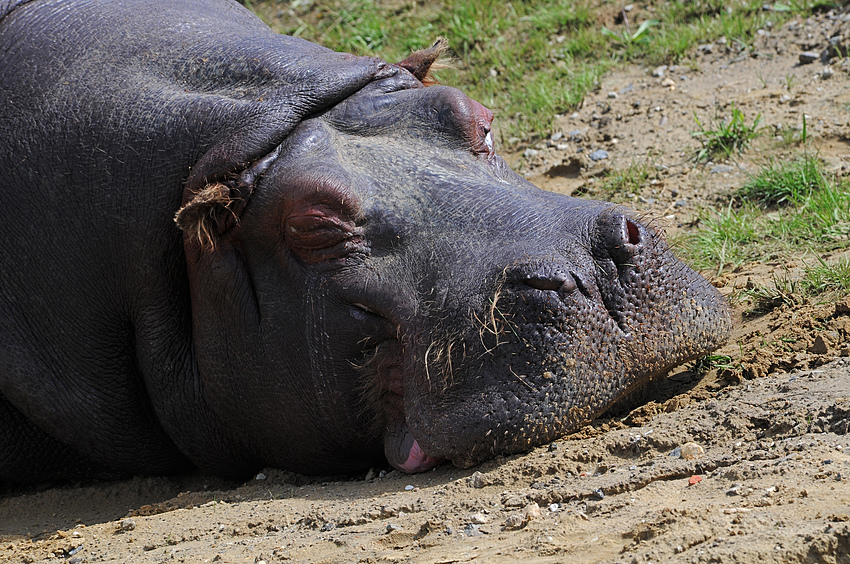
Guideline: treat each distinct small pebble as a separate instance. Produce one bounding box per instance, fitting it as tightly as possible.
[799,51,820,64]
[386,523,401,533]
[119,519,136,532]
[470,512,489,524]
[255,472,267,480]
[504,514,525,530]
[588,149,608,161]
[652,65,667,78]
[549,503,560,512]
[404,484,415,491]
[523,502,541,520]
[468,471,486,489]
[680,442,705,460]
[463,524,483,537]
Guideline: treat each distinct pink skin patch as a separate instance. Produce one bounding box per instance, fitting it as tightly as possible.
[398,439,444,473]
[467,98,495,158]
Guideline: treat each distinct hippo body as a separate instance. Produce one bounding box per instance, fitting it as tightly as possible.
[0,0,730,481]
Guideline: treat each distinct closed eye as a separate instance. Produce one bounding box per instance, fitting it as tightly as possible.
[285,212,366,263]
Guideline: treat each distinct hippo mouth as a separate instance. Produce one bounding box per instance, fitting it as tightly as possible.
[346,303,445,473]
[384,422,444,473]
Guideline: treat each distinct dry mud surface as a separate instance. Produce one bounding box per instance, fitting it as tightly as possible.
[3,8,850,564]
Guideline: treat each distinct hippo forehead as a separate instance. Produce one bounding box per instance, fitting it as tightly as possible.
[265,75,515,226]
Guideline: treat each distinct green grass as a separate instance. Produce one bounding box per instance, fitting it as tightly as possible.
[682,152,850,274]
[737,157,825,207]
[737,256,850,312]
[597,160,651,199]
[691,354,737,374]
[248,0,827,144]
[800,256,850,296]
[693,104,762,162]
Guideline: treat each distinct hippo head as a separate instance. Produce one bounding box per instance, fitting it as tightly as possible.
[176,47,731,475]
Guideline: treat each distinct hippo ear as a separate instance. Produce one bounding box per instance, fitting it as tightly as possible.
[174,183,244,250]
[398,37,450,86]
[176,146,279,249]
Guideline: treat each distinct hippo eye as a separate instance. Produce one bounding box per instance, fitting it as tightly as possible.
[284,212,365,263]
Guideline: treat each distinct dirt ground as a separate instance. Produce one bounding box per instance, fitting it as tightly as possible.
[3,7,850,564]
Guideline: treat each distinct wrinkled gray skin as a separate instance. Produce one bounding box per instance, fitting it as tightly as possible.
[0,0,731,481]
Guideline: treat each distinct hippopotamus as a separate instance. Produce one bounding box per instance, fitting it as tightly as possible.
[0,0,730,482]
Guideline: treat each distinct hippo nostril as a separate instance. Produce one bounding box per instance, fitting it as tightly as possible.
[596,213,642,266]
[559,275,578,294]
[570,271,593,299]
[626,218,640,245]
[523,275,564,292]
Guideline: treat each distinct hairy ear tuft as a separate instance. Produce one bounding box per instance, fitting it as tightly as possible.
[174,183,237,250]
[399,37,452,86]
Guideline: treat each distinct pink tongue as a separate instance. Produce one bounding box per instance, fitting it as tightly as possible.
[399,439,442,473]
[385,424,444,473]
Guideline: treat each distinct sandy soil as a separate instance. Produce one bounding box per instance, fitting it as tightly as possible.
[3,7,850,564]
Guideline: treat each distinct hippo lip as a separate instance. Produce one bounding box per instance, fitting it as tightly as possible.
[384,421,444,473]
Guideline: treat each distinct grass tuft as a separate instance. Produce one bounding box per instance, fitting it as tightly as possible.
[681,153,850,274]
[736,156,826,207]
[691,354,737,374]
[692,104,761,162]
[598,161,651,199]
[737,256,850,313]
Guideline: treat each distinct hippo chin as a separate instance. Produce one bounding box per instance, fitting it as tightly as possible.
[0,0,730,481]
